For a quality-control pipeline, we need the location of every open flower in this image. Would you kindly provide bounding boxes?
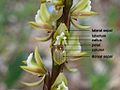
[30,1,63,31]
[21,47,47,77]
[51,73,68,90]
[53,23,86,65]
[70,0,97,29]
[53,23,69,65]
[54,23,69,45]
[29,1,64,42]
[20,47,47,86]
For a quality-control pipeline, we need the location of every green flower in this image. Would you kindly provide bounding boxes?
[53,23,69,65]
[29,1,64,42]
[51,73,68,90]
[70,0,97,29]
[21,47,47,77]
[29,1,63,32]
[20,47,47,86]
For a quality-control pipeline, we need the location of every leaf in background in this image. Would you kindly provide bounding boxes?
[5,51,26,88]
[90,74,109,90]
[107,31,120,52]
[108,6,119,29]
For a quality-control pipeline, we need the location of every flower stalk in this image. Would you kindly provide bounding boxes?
[50,1,73,89]
[20,0,96,90]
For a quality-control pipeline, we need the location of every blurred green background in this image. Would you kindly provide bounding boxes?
[0,0,120,90]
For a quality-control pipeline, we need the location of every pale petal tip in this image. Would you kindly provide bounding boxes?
[27,53,33,66]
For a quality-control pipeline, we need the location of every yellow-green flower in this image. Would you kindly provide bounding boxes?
[20,47,47,86]
[21,47,47,77]
[51,73,68,90]
[70,0,97,29]
[29,1,64,42]
[29,1,63,32]
[53,23,69,65]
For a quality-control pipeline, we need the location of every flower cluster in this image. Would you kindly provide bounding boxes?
[20,0,96,89]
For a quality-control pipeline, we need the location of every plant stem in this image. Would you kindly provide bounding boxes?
[43,0,73,90]
[57,0,73,30]
[43,72,50,90]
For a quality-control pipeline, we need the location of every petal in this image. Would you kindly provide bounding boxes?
[66,33,81,54]
[71,11,97,18]
[69,52,87,61]
[54,23,69,39]
[35,10,43,23]
[71,19,90,29]
[46,2,63,21]
[81,0,91,12]
[65,63,78,72]
[20,66,45,76]
[57,81,68,90]
[80,11,97,16]
[71,0,89,12]
[29,22,53,32]
[26,53,34,67]
[35,47,47,72]
[51,73,68,90]
[54,32,67,45]
[39,3,51,23]
[34,32,53,41]
[66,33,87,61]
[21,75,45,87]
